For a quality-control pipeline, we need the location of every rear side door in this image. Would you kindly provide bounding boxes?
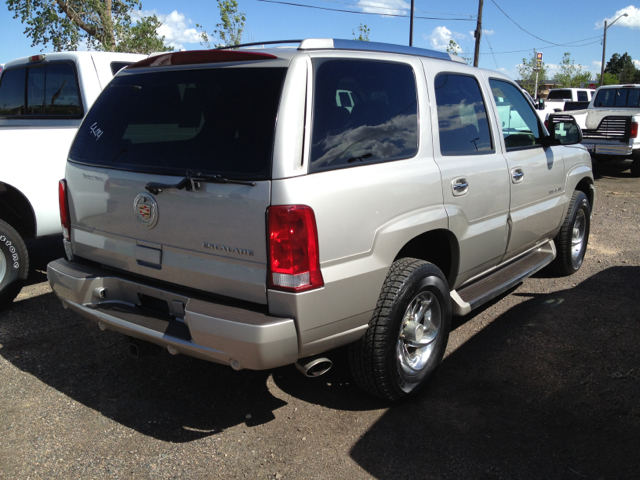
[425,66,510,286]
[487,78,566,258]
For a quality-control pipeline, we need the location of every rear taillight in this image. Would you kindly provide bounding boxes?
[631,121,638,139]
[267,205,323,293]
[58,179,71,240]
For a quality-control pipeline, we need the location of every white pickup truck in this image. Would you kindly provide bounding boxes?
[536,88,595,120]
[572,84,640,176]
[0,51,146,308]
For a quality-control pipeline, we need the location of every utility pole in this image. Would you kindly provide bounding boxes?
[599,13,628,86]
[473,0,483,67]
[409,0,415,46]
[600,20,608,87]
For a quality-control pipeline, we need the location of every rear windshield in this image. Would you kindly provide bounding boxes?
[547,90,572,100]
[70,67,287,179]
[593,88,640,108]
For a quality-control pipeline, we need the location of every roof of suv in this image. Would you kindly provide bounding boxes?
[124,38,467,71]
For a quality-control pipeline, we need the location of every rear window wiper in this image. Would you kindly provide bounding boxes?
[145,171,256,195]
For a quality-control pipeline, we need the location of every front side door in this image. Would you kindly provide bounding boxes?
[487,78,566,258]
[426,66,510,286]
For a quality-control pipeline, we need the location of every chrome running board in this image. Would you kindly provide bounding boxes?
[450,241,556,316]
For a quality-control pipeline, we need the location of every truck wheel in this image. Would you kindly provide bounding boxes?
[0,219,29,310]
[551,191,590,276]
[630,150,640,177]
[348,258,451,402]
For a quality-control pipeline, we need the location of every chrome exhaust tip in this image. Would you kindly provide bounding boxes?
[295,357,333,378]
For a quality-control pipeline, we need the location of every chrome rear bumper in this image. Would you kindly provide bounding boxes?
[47,259,299,370]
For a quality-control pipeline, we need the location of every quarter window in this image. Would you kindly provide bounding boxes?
[434,74,494,156]
[310,60,418,172]
[0,63,82,117]
[490,79,542,150]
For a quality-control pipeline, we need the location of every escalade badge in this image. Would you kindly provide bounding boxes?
[133,193,158,229]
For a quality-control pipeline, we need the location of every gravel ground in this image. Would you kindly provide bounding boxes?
[1,160,639,480]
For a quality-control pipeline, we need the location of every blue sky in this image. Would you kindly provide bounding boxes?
[1,0,639,81]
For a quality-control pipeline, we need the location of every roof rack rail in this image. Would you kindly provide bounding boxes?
[217,40,302,50]
[219,39,466,64]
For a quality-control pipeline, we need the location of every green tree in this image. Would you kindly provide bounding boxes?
[605,53,639,84]
[518,49,547,97]
[596,71,620,86]
[198,0,245,48]
[352,24,370,42]
[553,52,592,88]
[446,39,471,65]
[5,0,171,53]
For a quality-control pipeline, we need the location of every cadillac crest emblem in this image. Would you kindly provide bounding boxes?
[133,193,158,229]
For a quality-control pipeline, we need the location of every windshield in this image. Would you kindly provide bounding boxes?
[593,88,640,108]
[70,67,287,179]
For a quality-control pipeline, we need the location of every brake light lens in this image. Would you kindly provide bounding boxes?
[59,179,71,240]
[631,121,638,139]
[268,205,323,292]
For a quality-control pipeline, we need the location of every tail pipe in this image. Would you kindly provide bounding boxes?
[295,356,333,377]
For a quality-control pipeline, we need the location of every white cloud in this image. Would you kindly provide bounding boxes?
[134,9,201,49]
[357,0,410,16]
[635,59,640,69]
[596,6,640,29]
[424,26,458,51]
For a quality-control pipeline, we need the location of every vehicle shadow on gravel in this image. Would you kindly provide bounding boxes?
[23,235,65,287]
[592,159,635,180]
[0,292,291,443]
[348,266,640,479]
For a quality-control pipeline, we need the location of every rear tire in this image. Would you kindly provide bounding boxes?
[0,219,29,310]
[551,191,590,276]
[348,258,451,402]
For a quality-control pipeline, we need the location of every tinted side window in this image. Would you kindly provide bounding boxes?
[0,68,26,115]
[0,63,82,117]
[434,74,494,156]
[310,60,418,172]
[45,63,82,115]
[577,91,588,102]
[27,67,46,115]
[628,89,640,108]
[490,79,541,150]
[548,90,572,100]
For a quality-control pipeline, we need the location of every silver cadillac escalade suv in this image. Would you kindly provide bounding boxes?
[47,39,594,402]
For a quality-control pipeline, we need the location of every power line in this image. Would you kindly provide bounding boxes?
[483,34,500,70]
[255,0,475,21]
[321,0,475,18]
[476,38,602,56]
[490,0,602,48]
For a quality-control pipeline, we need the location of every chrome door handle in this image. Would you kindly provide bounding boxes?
[452,177,469,196]
[511,168,524,184]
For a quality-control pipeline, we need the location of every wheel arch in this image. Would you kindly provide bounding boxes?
[393,229,459,289]
[575,177,595,211]
[0,182,37,238]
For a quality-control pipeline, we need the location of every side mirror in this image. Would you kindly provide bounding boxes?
[537,98,545,110]
[544,114,583,146]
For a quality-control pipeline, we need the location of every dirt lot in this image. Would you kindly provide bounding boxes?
[1,160,639,480]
